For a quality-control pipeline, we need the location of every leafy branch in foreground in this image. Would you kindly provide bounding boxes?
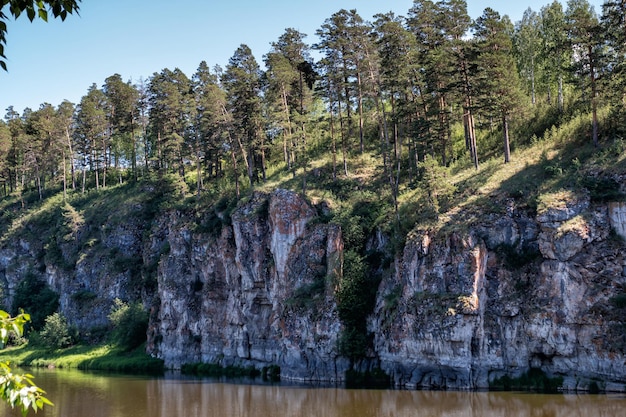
[0,309,53,416]
[0,0,81,70]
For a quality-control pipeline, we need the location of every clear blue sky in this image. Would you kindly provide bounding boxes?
[0,0,605,114]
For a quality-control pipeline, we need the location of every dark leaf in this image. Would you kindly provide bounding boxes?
[27,6,36,21]
[10,6,22,19]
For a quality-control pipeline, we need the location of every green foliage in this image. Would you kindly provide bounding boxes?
[193,194,238,237]
[610,293,626,309]
[333,209,366,252]
[383,285,402,314]
[0,310,29,348]
[77,346,164,374]
[419,155,456,214]
[71,290,97,304]
[44,237,73,270]
[490,368,563,393]
[336,250,379,360]
[337,326,369,360]
[111,250,142,280]
[0,310,53,416]
[11,273,59,331]
[0,341,164,374]
[108,298,148,351]
[0,0,81,71]
[37,313,76,350]
[587,381,602,394]
[331,192,388,253]
[261,365,281,382]
[580,176,624,202]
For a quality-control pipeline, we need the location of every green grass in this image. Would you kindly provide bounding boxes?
[0,343,164,374]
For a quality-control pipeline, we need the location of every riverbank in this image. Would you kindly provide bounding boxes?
[0,343,164,374]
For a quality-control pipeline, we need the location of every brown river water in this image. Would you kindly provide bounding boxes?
[3,368,626,417]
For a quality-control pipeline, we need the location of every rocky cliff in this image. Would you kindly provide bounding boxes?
[149,189,346,381]
[373,192,626,391]
[1,187,625,391]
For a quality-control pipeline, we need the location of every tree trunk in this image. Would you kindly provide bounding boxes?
[196,150,202,195]
[503,113,511,163]
[589,44,599,147]
[131,117,137,181]
[62,149,67,202]
[65,127,76,190]
[438,92,448,166]
[531,56,536,106]
[558,74,564,112]
[337,89,348,176]
[229,136,240,199]
[93,145,100,191]
[281,84,293,167]
[260,129,267,183]
[102,137,107,188]
[469,112,478,169]
[329,100,337,181]
[357,71,365,154]
[82,156,87,194]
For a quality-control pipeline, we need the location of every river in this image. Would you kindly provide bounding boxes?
[2,368,626,417]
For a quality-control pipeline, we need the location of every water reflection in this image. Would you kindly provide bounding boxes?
[2,369,625,417]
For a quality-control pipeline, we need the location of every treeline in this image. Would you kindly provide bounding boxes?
[0,0,623,202]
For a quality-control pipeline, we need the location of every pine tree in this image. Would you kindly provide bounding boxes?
[265,28,315,193]
[56,100,76,200]
[474,8,525,163]
[541,1,570,110]
[192,61,228,192]
[566,0,602,146]
[601,0,626,132]
[3,107,25,194]
[222,44,265,186]
[373,11,416,215]
[315,9,359,175]
[75,84,107,192]
[103,74,140,181]
[515,8,543,105]
[148,68,193,175]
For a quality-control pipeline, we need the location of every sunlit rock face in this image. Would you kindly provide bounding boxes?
[149,189,347,381]
[1,185,625,390]
[371,192,626,391]
[609,202,626,240]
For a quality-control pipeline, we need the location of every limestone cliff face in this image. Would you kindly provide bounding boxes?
[149,190,346,381]
[372,193,626,391]
[1,187,625,391]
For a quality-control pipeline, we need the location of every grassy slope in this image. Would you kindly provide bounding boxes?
[0,343,164,374]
